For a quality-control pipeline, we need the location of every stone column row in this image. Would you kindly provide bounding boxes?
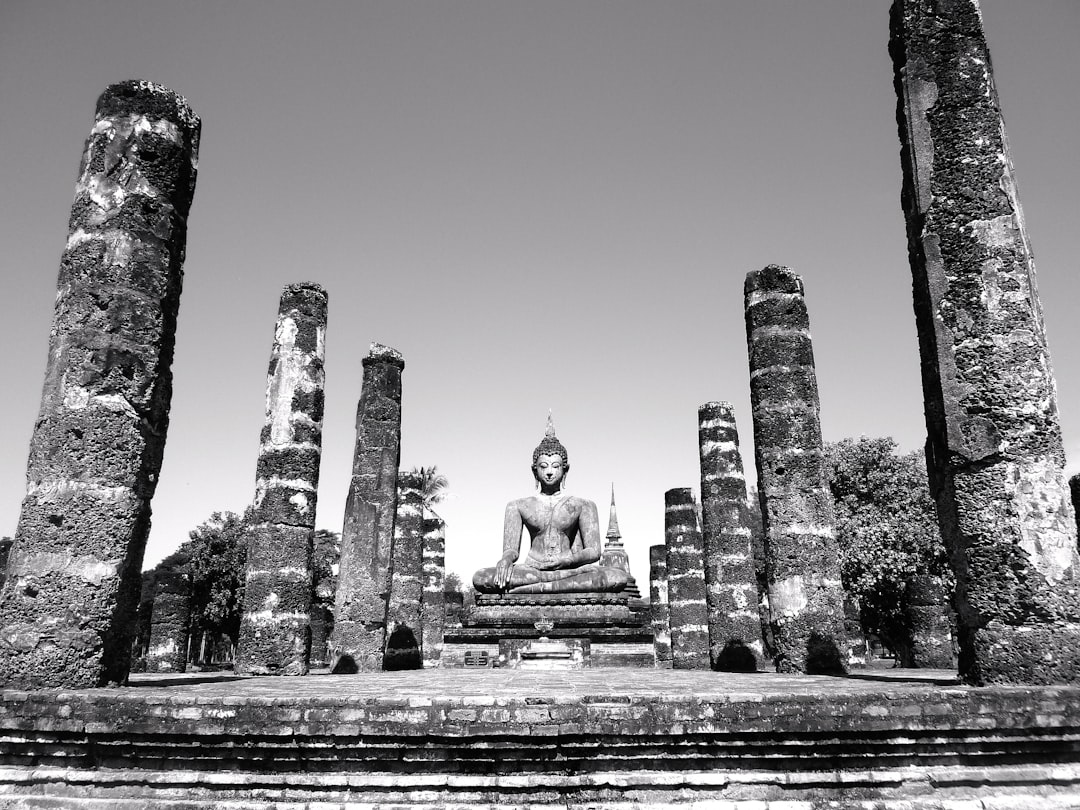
[421,514,446,669]
[664,488,710,670]
[331,344,404,673]
[236,283,328,676]
[698,401,763,671]
[745,265,846,674]
[384,473,424,670]
[0,81,201,689]
[649,545,672,667]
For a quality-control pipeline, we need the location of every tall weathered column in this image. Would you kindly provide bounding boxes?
[384,473,424,670]
[420,513,446,669]
[649,544,672,668]
[698,401,763,671]
[745,265,846,674]
[330,344,404,672]
[145,571,191,674]
[892,0,1080,684]
[0,82,200,688]
[664,488,710,670]
[235,283,328,676]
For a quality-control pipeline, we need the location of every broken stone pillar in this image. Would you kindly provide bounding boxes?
[384,473,424,670]
[145,571,191,674]
[698,401,763,671]
[664,488,710,670]
[744,265,846,674]
[235,283,328,676]
[892,0,1080,684]
[420,513,446,669]
[330,344,404,673]
[649,544,672,668]
[906,574,955,669]
[0,81,200,688]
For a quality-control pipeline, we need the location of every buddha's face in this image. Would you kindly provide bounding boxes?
[534,453,566,490]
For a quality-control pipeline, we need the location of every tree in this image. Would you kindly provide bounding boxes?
[410,465,449,520]
[825,437,950,665]
[185,510,250,656]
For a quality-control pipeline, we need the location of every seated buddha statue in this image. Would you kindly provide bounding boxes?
[472,418,629,595]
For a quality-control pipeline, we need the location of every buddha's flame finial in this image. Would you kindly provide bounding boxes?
[545,410,556,439]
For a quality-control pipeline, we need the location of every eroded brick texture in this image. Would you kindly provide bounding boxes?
[891,0,1080,684]
[330,345,404,673]
[0,81,200,688]
[744,265,846,675]
[664,489,709,670]
[384,474,424,670]
[235,284,328,676]
[698,402,763,671]
[420,513,446,669]
[649,544,672,667]
[145,571,190,673]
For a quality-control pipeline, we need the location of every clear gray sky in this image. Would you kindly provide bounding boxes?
[1,1,1077,586]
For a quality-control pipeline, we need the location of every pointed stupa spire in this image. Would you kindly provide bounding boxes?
[605,484,623,546]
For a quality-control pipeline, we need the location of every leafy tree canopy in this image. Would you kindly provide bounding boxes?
[824,436,949,654]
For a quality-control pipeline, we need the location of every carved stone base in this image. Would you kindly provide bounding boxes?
[469,592,635,628]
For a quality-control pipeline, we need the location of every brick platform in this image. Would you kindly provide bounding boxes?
[1,668,1079,807]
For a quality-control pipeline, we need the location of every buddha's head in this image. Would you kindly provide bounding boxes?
[532,415,569,490]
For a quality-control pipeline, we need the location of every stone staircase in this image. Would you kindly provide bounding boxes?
[0,671,1078,808]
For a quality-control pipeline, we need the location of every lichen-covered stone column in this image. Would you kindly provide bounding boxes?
[145,571,191,673]
[235,283,328,676]
[664,488,710,670]
[420,513,446,669]
[330,344,404,672]
[0,82,200,688]
[745,265,846,674]
[698,401,763,671]
[649,544,672,668]
[891,0,1080,684]
[384,473,424,670]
